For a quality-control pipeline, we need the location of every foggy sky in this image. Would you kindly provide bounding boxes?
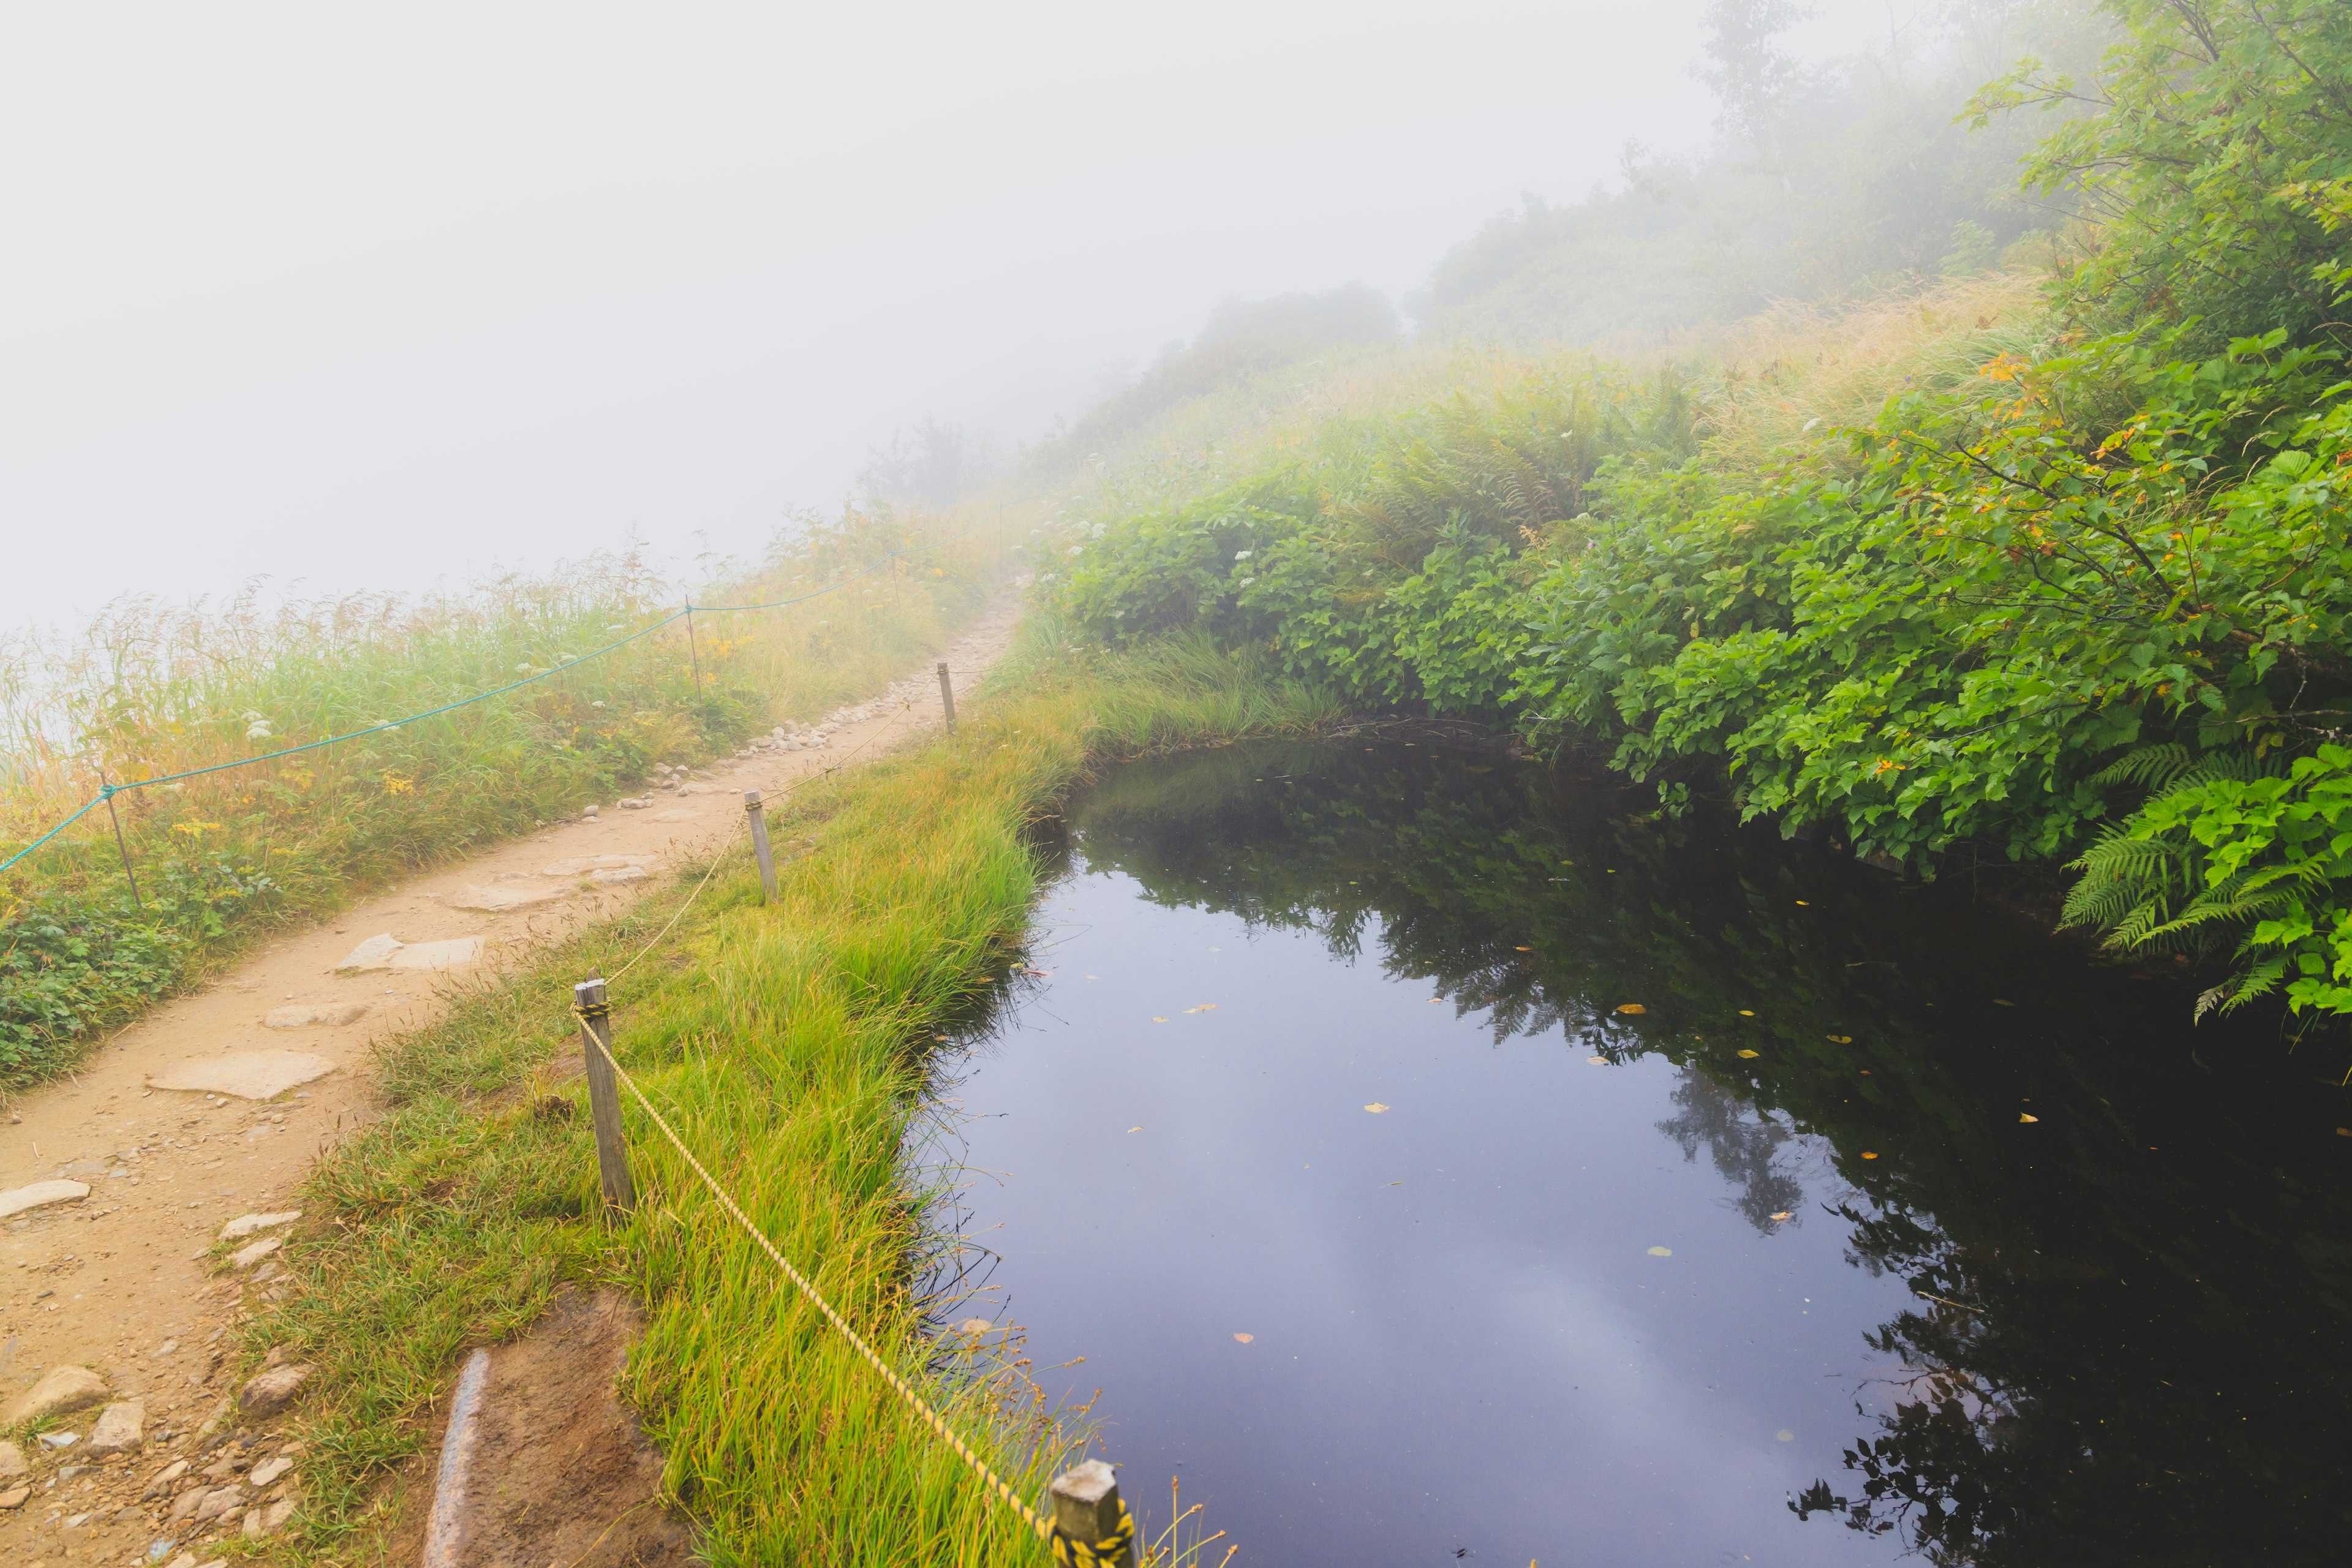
[1,1,1898,630]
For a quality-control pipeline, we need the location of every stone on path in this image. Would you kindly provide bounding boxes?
[587,865,650,884]
[238,1364,313,1417]
[85,1400,145,1457]
[449,883,568,912]
[248,1454,293,1488]
[149,1052,334,1101]
[245,1496,298,1537]
[263,1001,368,1028]
[0,1484,28,1510]
[332,933,405,971]
[0,1439,24,1476]
[542,853,660,876]
[219,1210,302,1241]
[391,937,485,970]
[230,1236,283,1270]
[6,1364,107,1424]
[0,1178,90,1220]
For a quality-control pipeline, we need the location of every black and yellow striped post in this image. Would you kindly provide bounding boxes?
[1048,1461,1136,1567]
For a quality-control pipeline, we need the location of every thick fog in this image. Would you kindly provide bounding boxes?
[1,1,1893,628]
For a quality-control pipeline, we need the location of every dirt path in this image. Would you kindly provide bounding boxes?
[0,590,1023,1566]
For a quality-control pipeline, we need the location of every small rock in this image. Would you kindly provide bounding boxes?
[617,797,648,810]
[0,1179,92,1221]
[263,1001,368,1028]
[154,1337,181,1357]
[141,1458,190,1499]
[86,1400,146,1457]
[149,1052,335,1101]
[218,1211,301,1242]
[40,1430,79,1449]
[164,1553,202,1568]
[249,1261,285,1286]
[230,1236,282,1270]
[195,1397,234,1438]
[0,1439,23,1476]
[587,865,649,884]
[237,1365,313,1418]
[0,1484,28,1509]
[243,1496,296,1539]
[248,1455,293,1488]
[190,1485,243,1523]
[6,1363,107,1424]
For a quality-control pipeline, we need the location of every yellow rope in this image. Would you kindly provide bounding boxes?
[575,1011,1078,1551]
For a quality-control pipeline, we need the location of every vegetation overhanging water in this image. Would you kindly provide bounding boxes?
[927,735,2352,1567]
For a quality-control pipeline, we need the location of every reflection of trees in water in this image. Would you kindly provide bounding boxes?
[1655,1068,1806,1232]
[1065,740,2352,1567]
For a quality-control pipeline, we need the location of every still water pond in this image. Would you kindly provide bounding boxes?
[922,739,2352,1567]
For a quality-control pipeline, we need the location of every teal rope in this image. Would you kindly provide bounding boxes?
[0,520,1000,875]
[0,793,107,874]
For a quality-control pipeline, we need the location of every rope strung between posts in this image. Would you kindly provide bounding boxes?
[0,519,990,875]
[570,1008,1136,1564]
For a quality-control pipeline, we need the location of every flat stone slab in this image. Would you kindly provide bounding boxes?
[150,1051,335,1100]
[230,1235,283,1270]
[333,933,405,971]
[391,937,485,970]
[587,865,650,884]
[0,1179,90,1220]
[542,854,660,876]
[219,1210,301,1241]
[450,883,569,913]
[264,1001,369,1028]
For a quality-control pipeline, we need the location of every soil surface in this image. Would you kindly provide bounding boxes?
[0,591,1022,1566]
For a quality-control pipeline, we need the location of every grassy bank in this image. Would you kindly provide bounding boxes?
[0,505,1013,1085]
[253,627,1337,1565]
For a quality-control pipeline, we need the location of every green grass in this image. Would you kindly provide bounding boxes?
[249,622,1336,1566]
[0,505,1023,1085]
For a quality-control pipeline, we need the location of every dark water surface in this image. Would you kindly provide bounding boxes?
[920,739,2352,1567]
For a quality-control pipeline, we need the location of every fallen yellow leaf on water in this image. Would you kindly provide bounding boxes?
[1860,1151,1880,1159]
[1232,1333,1254,1344]
[2019,1113,2039,1123]
[1617,1003,1648,1015]
[1826,1035,1852,1044]
[1795,900,1809,906]
[1769,1212,1793,1221]
[1515,945,1532,951]
[1586,1055,1608,1065]
[1737,1049,1761,1059]
[1181,1004,1219,1013]
[1646,1246,1673,1257]
[1128,1126,1142,1133]
[1992,998,2016,1007]
[1739,1009,1756,1016]
[2338,1127,2352,1137]
[1152,1016,1169,1023]
[1365,1102,1390,1114]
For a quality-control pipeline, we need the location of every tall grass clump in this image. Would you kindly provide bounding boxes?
[250,624,1333,1564]
[0,500,1020,1085]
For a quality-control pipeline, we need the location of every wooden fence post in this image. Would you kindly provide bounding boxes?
[573,978,636,1215]
[744,789,777,903]
[1049,1460,1135,1567]
[937,661,957,733]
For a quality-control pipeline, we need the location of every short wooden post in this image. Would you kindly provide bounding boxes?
[573,979,636,1215]
[1049,1460,1134,1567]
[744,789,777,903]
[937,661,957,733]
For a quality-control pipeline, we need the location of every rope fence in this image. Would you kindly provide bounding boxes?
[561,726,1155,1566]
[0,521,989,876]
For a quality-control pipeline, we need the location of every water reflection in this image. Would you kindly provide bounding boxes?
[925,739,2352,1566]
